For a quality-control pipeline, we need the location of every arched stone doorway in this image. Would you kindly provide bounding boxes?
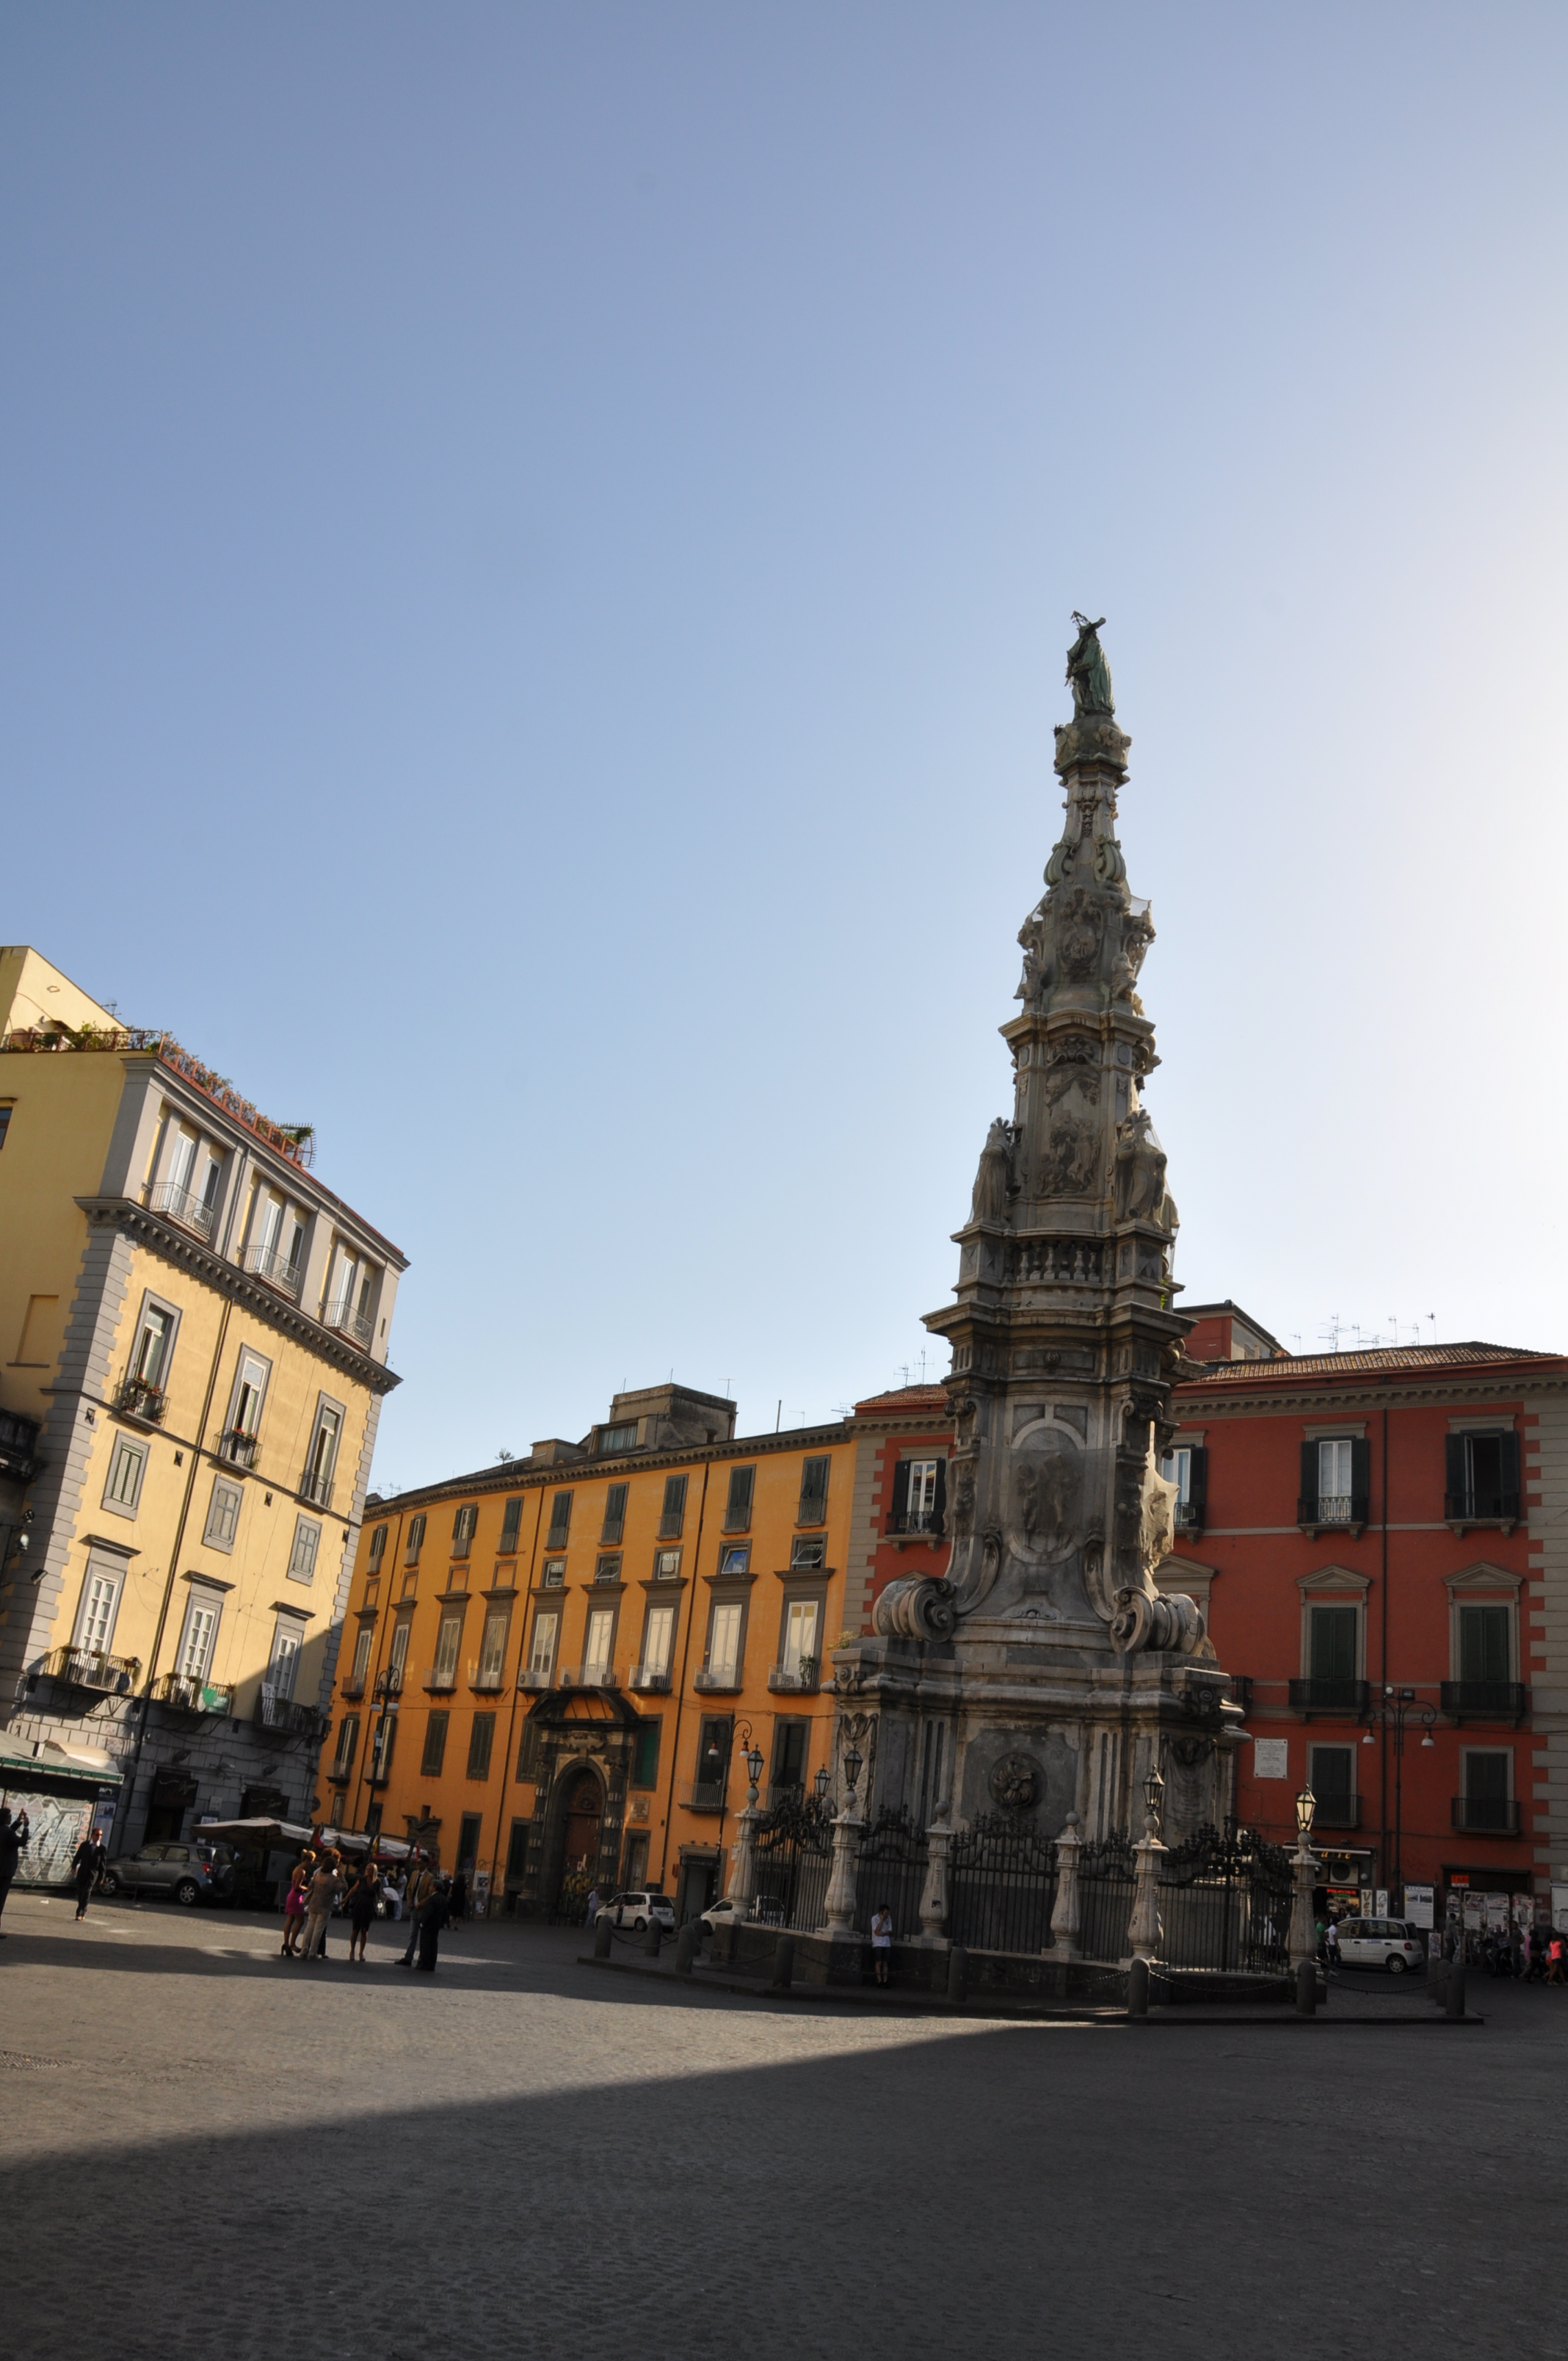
[556,1765,604,1917]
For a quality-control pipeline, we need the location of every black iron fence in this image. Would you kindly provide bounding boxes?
[948,1813,1059,1954]
[853,1806,929,1939]
[1156,1825,1293,1972]
[752,1795,835,1931]
[1077,1833,1137,1962]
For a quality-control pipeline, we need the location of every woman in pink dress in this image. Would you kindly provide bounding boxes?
[280,1864,310,1957]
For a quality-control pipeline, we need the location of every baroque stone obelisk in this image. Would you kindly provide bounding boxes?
[854,617,1237,1846]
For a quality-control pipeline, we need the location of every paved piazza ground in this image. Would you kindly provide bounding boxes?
[1,1891,1564,2361]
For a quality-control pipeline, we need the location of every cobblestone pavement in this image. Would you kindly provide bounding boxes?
[2,1890,1564,2361]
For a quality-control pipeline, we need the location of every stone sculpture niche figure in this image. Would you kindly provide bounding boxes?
[1111,1107,1175,1228]
[970,1118,1015,1222]
[1065,612,1115,717]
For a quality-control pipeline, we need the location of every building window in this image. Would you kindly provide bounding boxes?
[780,1597,820,1682]
[500,1496,523,1553]
[302,1399,343,1509]
[1160,1445,1207,1529]
[631,1720,661,1788]
[432,1613,462,1688]
[75,1564,123,1654]
[718,1544,750,1578]
[772,1718,810,1802]
[789,1536,826,1570]
[722,1467,755,1533]
[888,1457,945,1537]
[1445,1432,1521,1523]
[368,1523,388,1565]
[1458,1603,1511,1686]
[658,1475,687,1538]
[547,1491,573,1547]
[1299,1436,1368,1526]
[541,1557,565,1588]
[451,1504,479,1556]
[369,1713,397,1782]
[600,1424,637,1455]
[476,1607,509,1685]
[419,1712,449,1775]
[528,1609,559,1678]
[706,1600,744,1684]
[349,1627,373,1688]
[582,1608,616,1683]
[0,1104,11,1150]
[1308,1745,1356,1826]
[696,1716,732,1795]
[288,1516,322,1583]
[639,1603,676,1682]
[796,1456,830,1526]
[1459,1749,1515,1831]
[467,1713,496,1779]
[595,1553,622,1584]
[653,1548,681,1581]
[266,1621,302,1703]
[223,1349,271,1463]
[1306,1603,1360,1697]
[506,1818,530,1878]
[129,1300,176,1394]
[177,1597,221,1681]
[404,1512,427,1565]
[333,1715,360,1774]
[388,1618,413,1679]
[601,1484,628,1545]
[103,1435,148,1515]
[203,1478,243,1553]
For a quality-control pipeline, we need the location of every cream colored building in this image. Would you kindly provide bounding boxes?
[0,949,404,1870]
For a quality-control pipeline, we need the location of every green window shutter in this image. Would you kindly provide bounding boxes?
[1349,1438,1371,1522]
[724,1468,754,1531]
[797,1456,830,1525]
[632,1720,661,1788]
[602,1484,628,1545]
[1310,1606,1357,1684]
[500,1497,523,1551]
[1298,1443,1318,1521]
[467,1712,496,1779]
[421,1711,449,1777]
[1459,1605,1509,1685]
[548,1491,573,1545]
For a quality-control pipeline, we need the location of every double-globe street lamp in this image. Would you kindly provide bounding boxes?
[1361,1683,1437,1903]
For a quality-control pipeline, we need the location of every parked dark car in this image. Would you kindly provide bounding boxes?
[99,1840,228,1907]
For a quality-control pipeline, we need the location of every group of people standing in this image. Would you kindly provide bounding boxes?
[280,1849,465,1971]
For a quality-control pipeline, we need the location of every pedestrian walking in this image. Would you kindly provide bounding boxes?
[280,1864,310,1956]
[584,1885,600,1927]
[870,1901,893,1985]
[1324,1921,1340,1975]
[1528,1925,1547,1982]
[396,1860,437,1965]
[415,1874,450,1973]
[346,1864,380,1962]
[449,1868,468,1924]
[1548,1934,1567,1988]
[298,1857,344,1961]
[71,1830,107,1921]
[0,1807,31,1936]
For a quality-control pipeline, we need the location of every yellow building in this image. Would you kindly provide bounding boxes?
[324,1384,855,1923]
[0,948,405,1875]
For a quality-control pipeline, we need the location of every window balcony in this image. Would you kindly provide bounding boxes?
[564,1664,619,1690]
[657,1513,684,1539]
[1451,1795,1522,1834]
[1173,1500,1205,1534]
[219,1429,259,1468]
[628,1664,672,1694]
[326,1760,355,1786]
[885,1509,944,1537]
[1296,1494,1367,1534]
[366,1758,394,1789]
[340,1676,366,1700]
[300,1469,335,1510]
[686,1781,727,1812]
[768,1657,821,1694]
[468,1663,507,1693]
[1309,1794,1362,1829]
[255,1693,325,1738]
[516,1665,553,1691]
[1224,1675,1254,1716]
[373,1667,403,1701]
[423,1665,459,1694]
[151,1672,235,1716]
[40,1644,139,1695]
[1443,1491,1520,1532]
[322,1295,374,1346]
[150,1180,216,1238]
[1288,1678,1371,1715]
[114,1374,167,1426]
[1440,1681,1529,1724]
[244,1243,304,1298]
[0,1408,40,1483]
[694,1667,742,1694]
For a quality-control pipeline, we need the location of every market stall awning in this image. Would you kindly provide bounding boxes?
[0,1731,123,1787]
[193,1817,316,1846]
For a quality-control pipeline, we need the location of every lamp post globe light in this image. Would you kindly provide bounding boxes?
[813,1764,832,1805]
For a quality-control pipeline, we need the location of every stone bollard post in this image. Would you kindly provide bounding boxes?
[593,1912,613,1959]
[1445,1964,1467,2020]
[1127,1956,1150,2017]
[675,1922,698,1977]
[644,1918,662,1959]
[823,1805,865,1935]
[1127,1813,1166,1964]
[918,1816,952,1942]
[771,1934,796,1990]
[1295,1959,1318,2016]
[1049,1811,1083,1959]
[947,1945,969,2007]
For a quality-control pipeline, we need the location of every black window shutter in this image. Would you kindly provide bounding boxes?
[890,1460,912,1527]
[1444,1434,1465,1516]
[1349,1437,1371,1521]
[501,1497,522,1550]
[1500,1431,1521,1512]
[933,1460,948,1521]
[1186,1446,1208,1517]
[1299,1442,1318,1521]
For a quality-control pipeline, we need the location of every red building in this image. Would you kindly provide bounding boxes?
[1169,1307,1564,1926]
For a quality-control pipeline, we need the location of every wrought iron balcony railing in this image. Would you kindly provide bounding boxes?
[657,1512,684,1538]
[219,1429,259,1468]
[423,1664,459,1693]
[885,1509,944,1537]
[564,1664,618,1689]
[1296,1493,1366,1528]
[340,1676,366,1700]
[114,1374,167,1424]
[1309,1794,1361,1829]
[694,1667,742,1693]
[1451,1794,1522,1834]
[516,1664,553,1690]
[1444,1491,1521,1526]
[322,1295,374,1346]
[1173,1499,1205,1532]
[150,1180,215,1238]
[1440,1681,1529,1722]
[255,1692,325,1738]
[151,1672,235,1716]
[468,1662,507,1692]
[244,1243,303,1296]
[0,1408,40,1482]
[1288,1678,1371,1714]
[300,1468,335,1510]
[40,1644,139,1694]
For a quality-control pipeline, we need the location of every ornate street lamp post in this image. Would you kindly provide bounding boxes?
[1127,1763,1166,1964]
[708,1717,757,1913]
[1288,1785,1319,1972]
[1361,1685,1437,1904]
[824,1735,866,1935]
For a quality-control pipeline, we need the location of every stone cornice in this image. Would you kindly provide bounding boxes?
[76,1196,402,1397]
[1175,1370,1568,1419]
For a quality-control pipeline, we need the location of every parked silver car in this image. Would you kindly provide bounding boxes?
[99,1840,226,1907]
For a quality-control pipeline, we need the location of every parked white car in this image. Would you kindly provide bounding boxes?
[1335,1917,1426,1973]
[698,1895,748,1935]
[598,1890,676,1932]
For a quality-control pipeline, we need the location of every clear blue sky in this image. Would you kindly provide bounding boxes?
[5,6,1565,1490]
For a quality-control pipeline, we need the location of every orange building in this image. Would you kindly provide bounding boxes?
[321,1384,857,1923]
